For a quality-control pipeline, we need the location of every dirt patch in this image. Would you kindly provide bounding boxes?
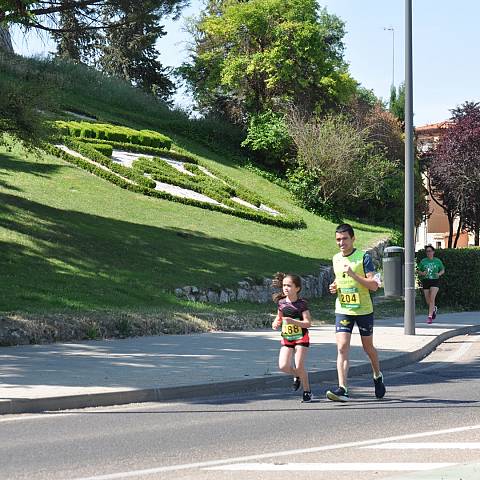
[0,311,274,346]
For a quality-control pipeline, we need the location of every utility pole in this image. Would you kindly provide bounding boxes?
[404,0,416,335]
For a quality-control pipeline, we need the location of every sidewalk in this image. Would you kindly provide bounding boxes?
[1,312,479,415]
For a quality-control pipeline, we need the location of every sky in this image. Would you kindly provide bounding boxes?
[10,0,480,126]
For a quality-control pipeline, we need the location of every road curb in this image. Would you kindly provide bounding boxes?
[1,324,479,415]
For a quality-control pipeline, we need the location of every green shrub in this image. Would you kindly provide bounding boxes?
[61,137,155,189]
[90,143,113,157]
[54,120,173,150]
[78,138,199,163]
[49,142,305,229]
[416,247,480,309]
[242,110,294,169]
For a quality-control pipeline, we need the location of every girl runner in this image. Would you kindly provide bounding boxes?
[271,272,313,402]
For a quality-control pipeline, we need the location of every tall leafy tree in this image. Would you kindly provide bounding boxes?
[180,0,356,123]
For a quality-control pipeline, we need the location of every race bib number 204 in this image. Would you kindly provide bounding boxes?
[339,287,360,308]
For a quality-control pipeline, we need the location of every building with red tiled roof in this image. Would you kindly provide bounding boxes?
[415,121,472,250]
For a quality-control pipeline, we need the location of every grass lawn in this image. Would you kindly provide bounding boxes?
[0,141,391,314]
[1,55,395,341]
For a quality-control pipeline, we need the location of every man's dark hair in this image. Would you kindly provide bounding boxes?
[335,223,355,238]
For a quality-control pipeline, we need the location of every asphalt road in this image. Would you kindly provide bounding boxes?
[1,333,479,480]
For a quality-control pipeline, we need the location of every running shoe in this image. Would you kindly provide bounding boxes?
[302,391,313,403]
[374,374,386,399]
[292,377,301,391]
[326,386,349,402]
[432,306,438,320]
[427,316,433,324]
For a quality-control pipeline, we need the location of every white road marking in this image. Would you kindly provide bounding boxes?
[71,424,480,480]
[364,442,480,450]
[205,462,455,472]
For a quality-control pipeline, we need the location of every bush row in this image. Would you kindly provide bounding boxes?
[48,143,305,229]
[59,124,279,210]
[132,157,235,203]
[191,162,264,208]
[416,247,480,309]
[55,120,172,149]
[132,157,277,215]
[61,137,155,189]
[89,143,113,157]
[74,137,200,164]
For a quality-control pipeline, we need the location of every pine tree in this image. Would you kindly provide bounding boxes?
[52,1,99,63]
[100,1,175,100]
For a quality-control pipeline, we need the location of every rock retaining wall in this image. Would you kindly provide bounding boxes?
[175,239,389,304]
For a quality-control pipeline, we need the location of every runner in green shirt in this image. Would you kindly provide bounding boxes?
[417,245,445,324]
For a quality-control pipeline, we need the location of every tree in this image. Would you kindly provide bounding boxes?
[389,83,405,125]
[427,101,480,246]
[0,1,187,32]
[286,111,396,220]
[426,158,462,249]
[51,1,99,63]
[0,1,187,99]
[100,1,175,99]
[180,0,357,123]
[346,93,427,226]
[0,25,13,52]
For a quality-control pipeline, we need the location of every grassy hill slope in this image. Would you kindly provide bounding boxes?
[0,55,393,322]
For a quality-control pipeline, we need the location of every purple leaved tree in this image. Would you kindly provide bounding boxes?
[428,101,480,247]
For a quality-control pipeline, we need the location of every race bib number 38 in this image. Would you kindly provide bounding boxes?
[281,321,303,341]
[339,287,360,308]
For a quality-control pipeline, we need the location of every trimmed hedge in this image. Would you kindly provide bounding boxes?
[56,124,276,209]
[416,247,480,309]
[90,143,113,157]
[77,137,200,164]
[55,120,172,149]
[132,157,235,202]
[47,143,305,229]
[49,120,306,229]
[60,137,155,189]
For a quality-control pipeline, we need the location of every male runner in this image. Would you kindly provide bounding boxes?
[326,223,386,402]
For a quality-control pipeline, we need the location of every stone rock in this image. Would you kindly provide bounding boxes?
[207,290,219,303]
[219,290,229,303]
[172,239,389,305]
[237,288,248,301]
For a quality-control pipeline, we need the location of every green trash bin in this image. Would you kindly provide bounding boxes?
[383,246,404,298]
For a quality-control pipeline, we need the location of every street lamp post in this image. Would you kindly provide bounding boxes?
[384,26,395,88]
[404,0,416,335]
